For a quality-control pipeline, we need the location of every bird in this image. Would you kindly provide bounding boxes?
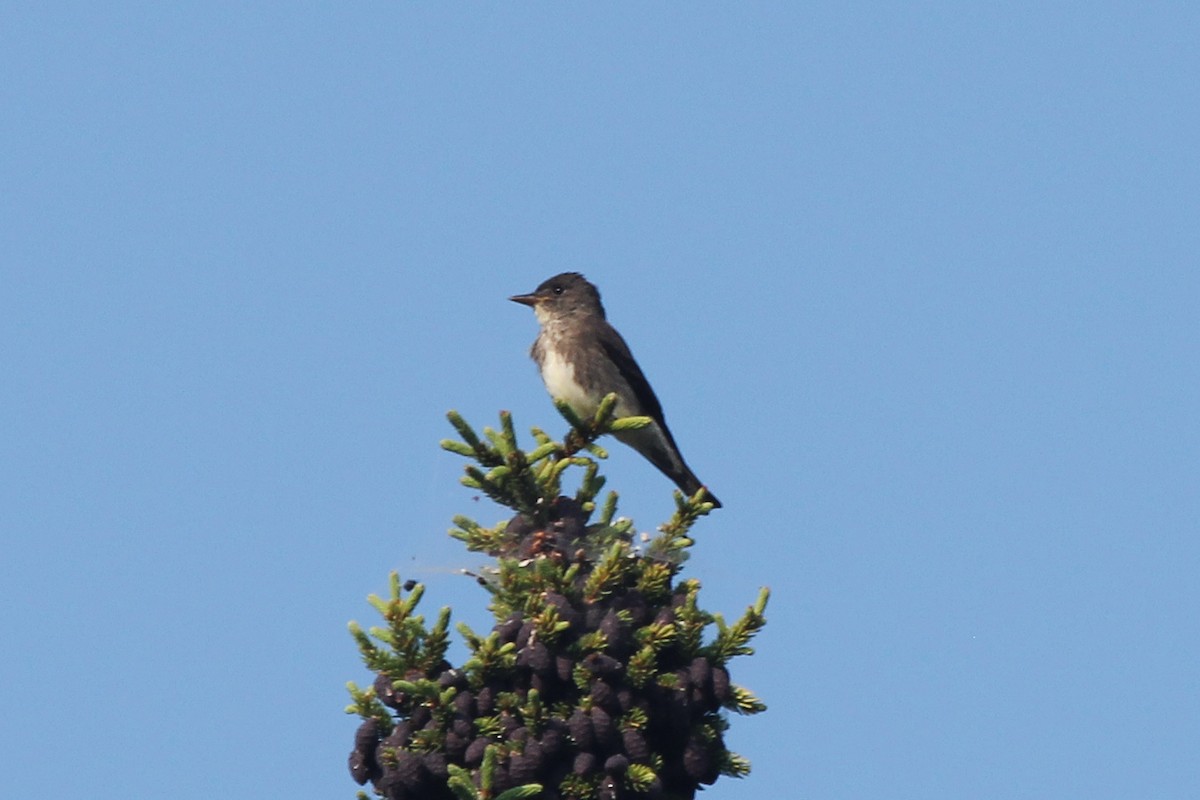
[510,272,721,508]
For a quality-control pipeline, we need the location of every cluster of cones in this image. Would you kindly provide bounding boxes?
[349,498,741,800]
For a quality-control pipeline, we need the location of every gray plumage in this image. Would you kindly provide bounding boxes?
[510,272,720,508]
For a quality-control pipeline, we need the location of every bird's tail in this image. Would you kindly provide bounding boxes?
[615,427,721,508]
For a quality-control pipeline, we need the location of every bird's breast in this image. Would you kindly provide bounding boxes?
[539,346,601,418]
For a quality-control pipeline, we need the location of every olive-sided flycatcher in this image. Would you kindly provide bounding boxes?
[510,272,721,508]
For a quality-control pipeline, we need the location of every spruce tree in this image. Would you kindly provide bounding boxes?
[346,397,768,800]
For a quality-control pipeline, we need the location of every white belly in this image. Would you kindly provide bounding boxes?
[541,348,600,418]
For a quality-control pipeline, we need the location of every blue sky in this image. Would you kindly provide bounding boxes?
[2,4,1197,798]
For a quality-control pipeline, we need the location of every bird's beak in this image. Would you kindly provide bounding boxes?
[509,292,540,307]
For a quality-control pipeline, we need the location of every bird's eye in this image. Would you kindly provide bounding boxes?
[553,286,564,295]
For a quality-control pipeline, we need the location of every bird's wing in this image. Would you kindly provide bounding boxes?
[597,324,670,431]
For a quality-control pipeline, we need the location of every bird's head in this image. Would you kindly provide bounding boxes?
[510,272,606,323]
